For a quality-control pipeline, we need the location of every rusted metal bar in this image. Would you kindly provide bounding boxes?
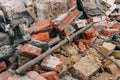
[16,23,94,74]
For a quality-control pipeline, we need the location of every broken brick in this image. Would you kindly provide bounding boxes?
[20,44,42,58]
[112,50,120,59]
[31,32,50,41]
[71,54,102,79]
[27,71,47,80]
[61,43,78,57]
[57,9,80,32]
[0,70,14,80]
[7,75,32,80]
[41,71,60,80]
[103,29,119,36]
[41,55,63,72]
[100,42,116,55]
[83,29,98,39]
[106,63,120,74]
[0,62,7,72]
[29,19,53,33]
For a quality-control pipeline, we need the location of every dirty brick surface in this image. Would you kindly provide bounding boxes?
[0,0,120,80]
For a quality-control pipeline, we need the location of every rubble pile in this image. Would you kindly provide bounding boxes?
[0,0,120,80]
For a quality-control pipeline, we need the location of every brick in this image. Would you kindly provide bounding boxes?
[112,23,120,29]
[33,64,46,74]
[63,25,76,36]
[100,42,116,55]
[106,63,120,74]
[71,54,102,79]
[27,71,46,80]
[41,55,63,72]
[86,48,104,60]
[61,43,78,57]
[20,44,42,58]
[41,71,60,80]
[112,50,120,59]
[78,37,96,47]
[83,29,98,39]
[29,19,53,33]
[0,62,7,72]
[74,19,87,29]
[103,29,119,36]
[87,16,107,23]
[57,9,80,32]
[31,32,50,41]
[0,70,14,80]
[78,41,87,52]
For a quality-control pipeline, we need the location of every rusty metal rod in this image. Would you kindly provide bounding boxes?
[16,23,94,74]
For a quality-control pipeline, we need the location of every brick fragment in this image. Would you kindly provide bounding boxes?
[103,29,119,36]
[106,63,120,74]
[100,42,116,55]
[0,62,7,72]
[31,32,50,41]
[0,70,14,80]
[41,71,60,80]
[57,9,80,32]
[83,29,98,39]
[41,55,63,72]
[112,50,120,59]
[27,71,46,80]
[71,54,102,79]
[29,19,53,33]
[61,43,78,57]
[20,44,42,58]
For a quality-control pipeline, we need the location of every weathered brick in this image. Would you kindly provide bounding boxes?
[61,43,78,57]
[68,0,76,7]
[0,70,14,80]
[71,54,102,79]
[106,63,120,74]
[112,50,120,59]
[57,9,80,32]
[31,32,50,41]
[33,64,46,74]
[29,19,53,33]
[41,55,63,72]
[103,29,119,36]
[27,71,46,80]
[83,29,98,39]
[100,42,116,55]
[20,44,42,58]
[41,71,60,80]
[0,62,7,72]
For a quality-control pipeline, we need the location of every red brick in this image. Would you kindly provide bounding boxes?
[103,29,119,36]
[20,44,42,58]
[83,30,98,39]
[27,71,46,80]
[78,42,87,52]
[57,9,80,32]
[29,19,53,33]
[112,23,120,29]
[33,64,46,74]
[31,32,50,41]
[0,70,14,80]
[41,55,63,72]
[41,71,60,80]
[0,62,7,72]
